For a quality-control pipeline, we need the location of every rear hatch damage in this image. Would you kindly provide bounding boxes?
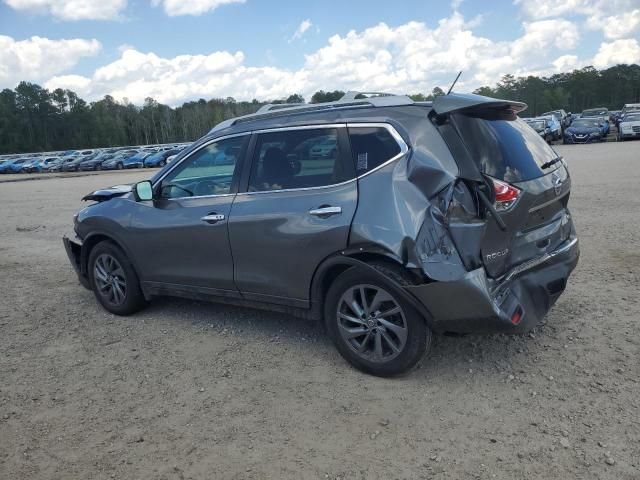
[409,94,579,333]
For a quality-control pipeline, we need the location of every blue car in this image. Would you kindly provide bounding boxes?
[538,115,562,140]
[563,118,603,144]
[0,158,29,173]
[144,149,179,167]
[22,157,47,173]
[122,151,153,169]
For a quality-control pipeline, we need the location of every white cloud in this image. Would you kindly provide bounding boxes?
[38,12,637,107]
[0,35,100,88]
[290,19,313,42]
[592,39,640,68]
[150,0,244,16]
[514,0,640,40]
[3,0,126,20]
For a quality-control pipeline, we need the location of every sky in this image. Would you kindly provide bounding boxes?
[0,0,639,106]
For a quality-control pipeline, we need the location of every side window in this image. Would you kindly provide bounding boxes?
[159,136,245,199]
[348,126,402,175]
[248,128,354,192]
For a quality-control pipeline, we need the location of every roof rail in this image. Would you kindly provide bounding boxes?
[208,91,414,134]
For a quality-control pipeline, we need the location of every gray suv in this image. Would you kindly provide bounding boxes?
[64,92,579,376]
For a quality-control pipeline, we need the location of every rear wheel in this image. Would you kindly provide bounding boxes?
[325,264,431,377]
[159,160,166,167]
[88,241,147,315]
[116,163,123,170]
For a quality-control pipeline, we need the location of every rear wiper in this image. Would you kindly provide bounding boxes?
[541,156,563,169]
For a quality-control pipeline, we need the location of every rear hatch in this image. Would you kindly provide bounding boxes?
[434,94,574,278]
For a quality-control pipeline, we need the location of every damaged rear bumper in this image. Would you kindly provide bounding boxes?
[406,236,579,334]
[63,235,91,290]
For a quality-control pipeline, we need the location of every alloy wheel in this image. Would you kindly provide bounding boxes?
[93,253,127,306]
[337,284,407,362]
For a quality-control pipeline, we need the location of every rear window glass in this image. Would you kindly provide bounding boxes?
[452,114,559,182]
[348,127,401,175]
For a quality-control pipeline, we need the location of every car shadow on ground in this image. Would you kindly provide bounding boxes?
[140,296,540,378]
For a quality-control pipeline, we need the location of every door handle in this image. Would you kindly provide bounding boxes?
[309,206,342,217]
[201,213,225,224]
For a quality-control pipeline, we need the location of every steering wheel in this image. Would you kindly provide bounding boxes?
[194,180,225,197]
[161,183,193,197]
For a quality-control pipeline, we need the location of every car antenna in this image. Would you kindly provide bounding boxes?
[447,71,462,95]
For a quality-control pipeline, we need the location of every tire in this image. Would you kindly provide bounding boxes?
[158,160,166,167]
[324,263,431,377]
[87,240,147,316]
[116,163,123,170]
[96,164,102,171]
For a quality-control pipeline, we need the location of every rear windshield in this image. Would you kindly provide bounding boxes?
[452,113,559,182]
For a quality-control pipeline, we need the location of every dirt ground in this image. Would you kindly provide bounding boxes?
[1,142,639,480]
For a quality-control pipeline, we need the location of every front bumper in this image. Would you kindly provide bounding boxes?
[63,235,91,290]
[619,131,640,139]
[406,236,579,334]
[564,134,601,144]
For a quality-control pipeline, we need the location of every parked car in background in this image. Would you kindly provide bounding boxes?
[22,157,44,173]
[542,110,570,130]
[581,107,609,119]
[144,149,179,167]
[79,151,113,171]
[523,118,553,143]
[538,114,562,140]
[101,150,138,170]
[122,150,153,169]
[563,118,604,144]
[64,92,579,377]
[61,155,91,172]
[39,157,64,172]
[0,158,28,173]
[618,113,640,141]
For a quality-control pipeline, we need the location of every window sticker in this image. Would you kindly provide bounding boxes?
[357,152,368,171]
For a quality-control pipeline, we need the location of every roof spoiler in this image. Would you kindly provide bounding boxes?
[433,93,527,116]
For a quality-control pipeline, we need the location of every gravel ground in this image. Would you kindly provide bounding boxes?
[1,142,639,479]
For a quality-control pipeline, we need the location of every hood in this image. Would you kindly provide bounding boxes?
[566,126,600,134]
[82,184,132,202]
[620,119,640,128]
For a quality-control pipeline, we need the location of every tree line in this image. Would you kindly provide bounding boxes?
[1,64,638,154]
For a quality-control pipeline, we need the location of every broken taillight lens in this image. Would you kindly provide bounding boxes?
[491,177,521,211]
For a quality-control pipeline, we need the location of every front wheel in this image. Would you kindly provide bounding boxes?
[88,241,147,315]
[158,160,166,167]
[116,163,123,170]
[325,264,431,377]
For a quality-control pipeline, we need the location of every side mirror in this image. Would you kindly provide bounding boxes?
[134,181,153,201]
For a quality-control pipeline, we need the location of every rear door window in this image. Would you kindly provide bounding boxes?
[248,128,354,192]
[451,114,560,182]
[348,126,401,175]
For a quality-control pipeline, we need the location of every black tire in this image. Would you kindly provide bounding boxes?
[96,164,102,171]
[324,263,431,377]
[159,160,166,167]
[87,240,147,316]
[116,163,123,170]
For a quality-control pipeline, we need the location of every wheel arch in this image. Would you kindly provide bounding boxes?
[309,246,435,328]
[81,231,143,287]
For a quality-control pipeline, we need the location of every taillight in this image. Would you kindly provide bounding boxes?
[491,178,521,211]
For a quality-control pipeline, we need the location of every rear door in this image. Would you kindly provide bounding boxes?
[228,125,358,306]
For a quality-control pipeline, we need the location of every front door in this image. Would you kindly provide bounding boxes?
[228,126,358,306]
[129,134,248,293]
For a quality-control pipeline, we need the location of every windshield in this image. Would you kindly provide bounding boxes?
[528,121,545,129]
[582,109,607,116]
[571,119,600,128]
[452,114,560,182]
